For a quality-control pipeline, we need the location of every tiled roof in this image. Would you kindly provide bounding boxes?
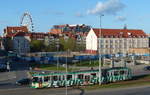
[29,32,48,39]
[4,26,28,37]
[93,28,147,38]
[13,32,30,37]
[13,32,48,38]
[49,29,62,34]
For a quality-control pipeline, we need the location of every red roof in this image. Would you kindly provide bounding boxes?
[13,32,48,40]
[93,28,147,38]
[49,29,62,34]
[13,32,30,37]
[29,32,48,40]
[4,26,28,37]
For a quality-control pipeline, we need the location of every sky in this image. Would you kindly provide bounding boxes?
[0,0,150,35]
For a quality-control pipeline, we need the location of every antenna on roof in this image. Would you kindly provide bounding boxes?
[124,24,127,29]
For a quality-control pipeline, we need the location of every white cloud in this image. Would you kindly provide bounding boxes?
[116,16,126,21]
[87,0,125,15]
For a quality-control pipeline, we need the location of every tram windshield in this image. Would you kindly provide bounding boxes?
[32,77,39,82]
[44,76,49,82]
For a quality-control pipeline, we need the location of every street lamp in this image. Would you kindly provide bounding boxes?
[99,14,104,85]
[65,49,69,95]
[56,38,59,71]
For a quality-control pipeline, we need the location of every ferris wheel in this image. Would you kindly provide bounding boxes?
[20,12,34,32]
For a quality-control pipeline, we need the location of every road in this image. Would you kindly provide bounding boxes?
[0,62,150,95]
[0,62,30,89]
[85,85,150,95]
[0,85,150,95]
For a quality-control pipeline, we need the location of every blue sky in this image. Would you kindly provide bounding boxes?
[0,0,150,35]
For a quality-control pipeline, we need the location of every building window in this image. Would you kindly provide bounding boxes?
[106,40,108,43]
[100,40,103,43]
[110,45,113,48]
[101,45,104,48]
[106,45,108,48]
[110,40,113,43]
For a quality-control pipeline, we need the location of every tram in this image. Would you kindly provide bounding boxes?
[31,67,132,88]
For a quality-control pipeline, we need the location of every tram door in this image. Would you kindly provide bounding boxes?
[84,75,90,84]
[38,77,43,88]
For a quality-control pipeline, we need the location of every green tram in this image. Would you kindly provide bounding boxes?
[31,67,132,88]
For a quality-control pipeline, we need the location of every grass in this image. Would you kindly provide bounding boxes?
[75,60,111,67]
[31,64,79,71]
[83,75,150,91]
[75,60,100,67]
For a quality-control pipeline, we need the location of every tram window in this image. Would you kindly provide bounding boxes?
[91,73,96,77]
[44,77,49,82]
[67,75,72,80]
[85,75,90,81]
[106,72,109,76]
[58,76,61,81]
[62,76,65,80]
[32,77,38,82]
[120,71,125,75]
[109,72,113,76]
[39,78,42,82]
[102,72,106,77]
[114,71,119,76]
[52,76,58,81]
[78,74,84,79]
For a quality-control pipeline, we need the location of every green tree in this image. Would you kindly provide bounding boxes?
[3,37,13,51]
[30,40,46,52]
[45,41,57,52]
[59,37,76,51]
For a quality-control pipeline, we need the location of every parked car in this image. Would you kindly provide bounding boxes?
[144,66,150,71]
[16,78,31,85]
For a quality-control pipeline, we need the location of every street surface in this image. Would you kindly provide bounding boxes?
[0,85,149,95]
[85,85,150,95]
[0,61,150,95]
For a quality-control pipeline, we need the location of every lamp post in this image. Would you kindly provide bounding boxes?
[99,14,104,85]
[65,49,68,95]
[56,38,59,71]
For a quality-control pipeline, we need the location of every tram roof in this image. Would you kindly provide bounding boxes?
[32,67,130,77]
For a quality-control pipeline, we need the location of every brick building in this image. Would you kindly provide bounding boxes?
[3,26,49,54]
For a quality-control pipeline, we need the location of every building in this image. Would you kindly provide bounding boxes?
[86,28,149,54]
[12,32,30,54]
[0,36,4,50]
[3,26,29,51]
[3,26,49,54]
[30,32,48,41]
[48,24,90,51]
[147,34,150,47]
[128,48,150,55]
[49,24,91,34]
[3,26,28,37]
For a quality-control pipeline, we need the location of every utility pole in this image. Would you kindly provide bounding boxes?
[56,38,59,71]
[99,14,104,85]
[65,49,68,95]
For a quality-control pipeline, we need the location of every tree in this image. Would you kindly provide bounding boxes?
[30,40,46,52]
[59,37,76,51]
[3,37,13,51]
[45,41,57,52]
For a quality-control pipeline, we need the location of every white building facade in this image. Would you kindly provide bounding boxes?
[12,33,31,54]
[86,28,149,54]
